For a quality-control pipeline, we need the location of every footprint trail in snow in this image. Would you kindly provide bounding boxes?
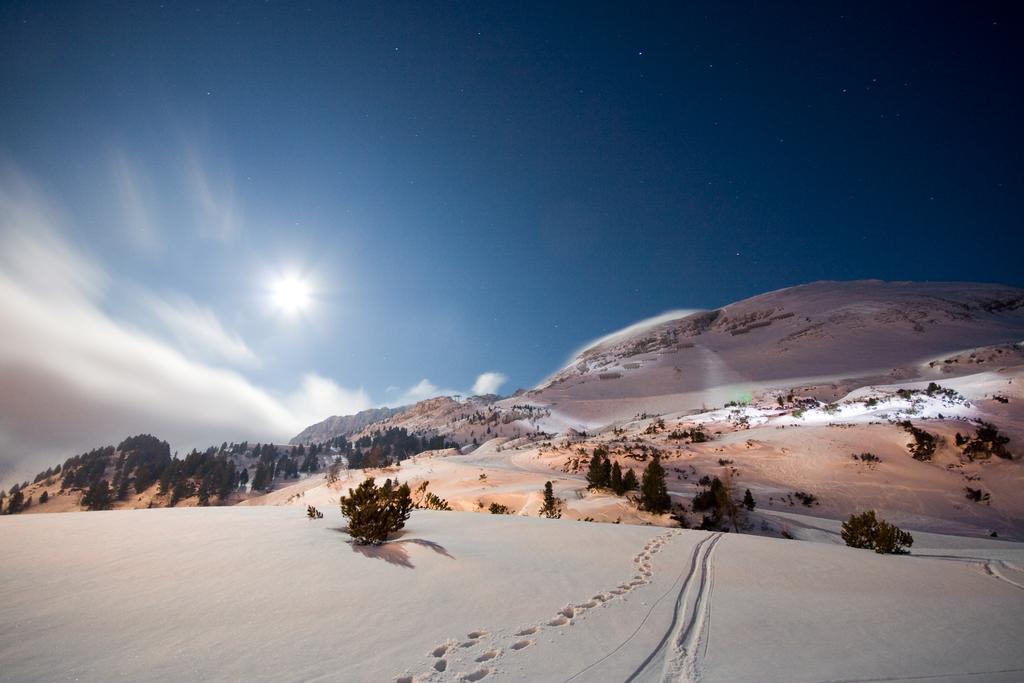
[394,529,682,682]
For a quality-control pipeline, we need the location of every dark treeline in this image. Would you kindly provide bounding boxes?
[248,442,328,493]
[6,426,458,514]
[337,427,458,469]
[5,434,307,513]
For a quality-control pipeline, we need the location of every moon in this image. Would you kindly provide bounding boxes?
[269,274,312,315]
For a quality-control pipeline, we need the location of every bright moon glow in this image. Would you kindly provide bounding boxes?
[269,274,312,314]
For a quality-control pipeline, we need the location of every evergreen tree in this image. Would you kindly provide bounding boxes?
[874,520,914,554]
[539,481,563,519]
[5,489,24,514]
[197,476,212,506]
[39,490,49,504]
[841,510,913,554]
[340,477,413,545]
[601,457,612,487]
[115,474,130,501]
[169,479,193,506]
[586,452,606,489]
[840,510,879,549]
[622,468,638,492]
[251,463,268,492]
[610,461,624,495]
[217,464,237,500]
[639,456,671,514]
[742,489,756,511]
[82,481,113,511]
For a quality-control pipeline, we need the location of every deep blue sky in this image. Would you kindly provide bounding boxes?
[2,1,1022,403]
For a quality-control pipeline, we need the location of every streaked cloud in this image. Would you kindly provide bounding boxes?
[141,292,259,367]
[111,152,161,250]
[0,172,359,481]
[185,149,240,241]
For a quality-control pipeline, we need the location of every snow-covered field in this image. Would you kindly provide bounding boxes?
[4,281,1023,682]
[2,507,1023,683]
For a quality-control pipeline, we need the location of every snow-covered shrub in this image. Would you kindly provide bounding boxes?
[340,478,412,545]
[841,510,913,554]
[956,422,1013,460]
[899,422,937,461]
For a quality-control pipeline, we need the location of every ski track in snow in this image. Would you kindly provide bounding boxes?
[912,554,1024,592]
[394,529,682,682]
[623,532,723,683]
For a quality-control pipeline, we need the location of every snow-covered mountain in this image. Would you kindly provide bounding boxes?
[523,280,1024,425]
[292,280,1024,440]
[289,405,406,445]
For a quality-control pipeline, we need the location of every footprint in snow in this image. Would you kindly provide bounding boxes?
[475,649,500,662]
[548,615,570,626]
[434,659,447,672]
[515,626,538,636]
[461,668,490,681]
[510,640,532,651]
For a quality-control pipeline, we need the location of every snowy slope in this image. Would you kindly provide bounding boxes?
[287,280,1024,443]
[1,507,1022,682]
[524,280,1024,425]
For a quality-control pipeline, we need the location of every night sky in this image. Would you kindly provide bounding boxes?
[1,2,1022,464]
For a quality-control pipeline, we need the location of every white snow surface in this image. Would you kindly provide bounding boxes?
[2,507,1023,682]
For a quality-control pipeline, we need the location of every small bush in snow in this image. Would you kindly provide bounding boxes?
[793,491,818,507]
[340,478,412,545]
[411,481,452,510]
[841,510,913,554]
[899,422,937,461]
[956,422,1013,460]
[964,487,991,504]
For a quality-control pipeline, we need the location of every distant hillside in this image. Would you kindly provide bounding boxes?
[2,435,311,515]
[524,280,1024,424]
[285,280,1024,444]
[289,406,407,445]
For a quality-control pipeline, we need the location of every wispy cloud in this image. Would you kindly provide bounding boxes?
[392,372,508,405]
[111,152,161,250]
[141,292,259,367]
[472,371,507,395]
[396,378,458,404]
[185,149,240,241]
[286,374,373,428]
[0,171,358,481]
